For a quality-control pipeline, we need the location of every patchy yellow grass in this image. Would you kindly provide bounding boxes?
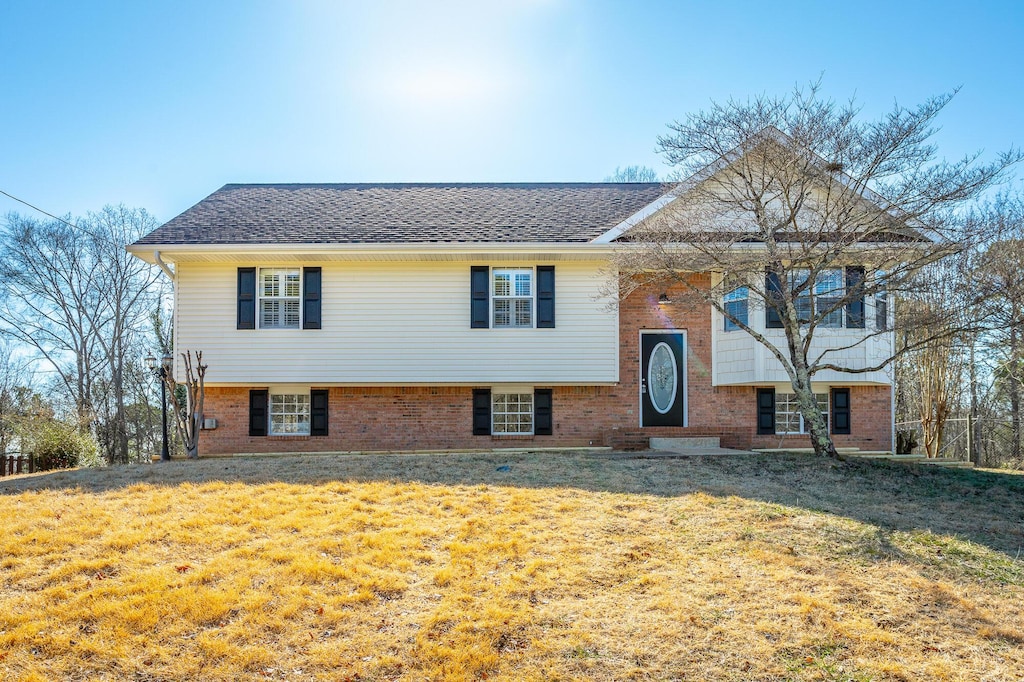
[1,452,1022,681]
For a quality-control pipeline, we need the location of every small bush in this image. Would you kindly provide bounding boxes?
[25,420,101,470]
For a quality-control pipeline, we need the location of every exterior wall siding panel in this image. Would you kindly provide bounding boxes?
[175,261,618,384]
[197,275,893,455]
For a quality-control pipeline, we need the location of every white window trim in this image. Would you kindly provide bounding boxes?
[269,387,311,436]
[723,285,749,332]
[775,392,829,435]
[492,391,534,435]
[491,267,535,329]
[258,267,302,330]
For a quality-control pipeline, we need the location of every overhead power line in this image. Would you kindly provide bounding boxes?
[0,188,84,232]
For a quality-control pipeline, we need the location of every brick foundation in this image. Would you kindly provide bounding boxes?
[197,277,893,455]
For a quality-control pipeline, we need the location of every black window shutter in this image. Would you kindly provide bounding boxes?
[534,388,553,435]
[249,389,268,437]
[303,267,322,330]
[831,388,851,435]
[537,266,555,328]
[238,267,256,330]
[765,272,783,328]
[471,266,490,329]
[845,267,865,329]
[757,388,776,435]
[473,388,491,435]
[310,389,329,436]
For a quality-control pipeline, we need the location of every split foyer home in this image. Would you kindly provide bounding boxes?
[128,168,895,455]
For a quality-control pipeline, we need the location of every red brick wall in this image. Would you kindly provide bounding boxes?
[197,277,892,455]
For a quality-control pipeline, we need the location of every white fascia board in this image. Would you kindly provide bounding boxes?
[125,241,617,264]
[590,194,677,244]
[591,141,758,244]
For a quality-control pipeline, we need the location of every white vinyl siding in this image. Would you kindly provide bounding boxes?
[175,260,618,384]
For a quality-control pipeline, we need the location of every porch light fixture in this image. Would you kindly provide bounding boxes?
[658,293,670,305]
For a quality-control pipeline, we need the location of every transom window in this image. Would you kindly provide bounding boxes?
[270,393,310,435]
[723,286,749,331]
[492,392,534,435]
[260,268,301,329]
[775,393,829,434]
[493,268,533,328]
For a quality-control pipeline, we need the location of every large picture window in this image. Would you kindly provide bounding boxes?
[492,392,534,435]
[493,268,533,328]
[775,392,829,434]
[260,268,301,329]
[270,393,310,435]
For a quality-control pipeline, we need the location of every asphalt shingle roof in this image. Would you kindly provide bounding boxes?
[134,183,666,245]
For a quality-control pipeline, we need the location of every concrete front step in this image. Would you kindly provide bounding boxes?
[649,437,721,451]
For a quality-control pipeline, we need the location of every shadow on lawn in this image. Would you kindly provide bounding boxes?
[2,450,1023,559]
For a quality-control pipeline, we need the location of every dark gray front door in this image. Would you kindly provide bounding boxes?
[640,332,685,427]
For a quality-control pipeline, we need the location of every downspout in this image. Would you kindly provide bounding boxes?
[153,251,175,280]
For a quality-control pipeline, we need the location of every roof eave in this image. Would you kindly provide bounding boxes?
[125,241,620,264]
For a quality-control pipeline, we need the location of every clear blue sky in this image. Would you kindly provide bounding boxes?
[1,0,1021,223]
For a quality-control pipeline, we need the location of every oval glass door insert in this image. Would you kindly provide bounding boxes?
[647,341,678,414]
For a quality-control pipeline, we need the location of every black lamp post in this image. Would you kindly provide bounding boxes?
[146,354,174,462]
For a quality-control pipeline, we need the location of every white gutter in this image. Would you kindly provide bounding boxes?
[153,251,176,280]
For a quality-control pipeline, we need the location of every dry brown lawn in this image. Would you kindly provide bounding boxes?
[0,451,1022,681]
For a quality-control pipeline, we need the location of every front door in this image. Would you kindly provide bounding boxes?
[640,331,685,427]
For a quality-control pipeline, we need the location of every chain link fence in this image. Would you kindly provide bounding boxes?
[895,417,1024,469]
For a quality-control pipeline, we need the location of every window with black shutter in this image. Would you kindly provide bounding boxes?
[310,389,329,436]
[537,266,555,328]
[534,388,553,435]
[237,267,256,330]
[471,266,490,328]
[249,389,268,436]
[472,389,492,435]
[765,272,783,328]
[470,266,555,329]
[845,267,865,329]
[757,388,776,434]
[303,267,322,330]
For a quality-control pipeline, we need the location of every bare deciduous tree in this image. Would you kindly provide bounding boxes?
[0,207,163,463]
[0,214,105,430]
[605,165,660,183]
[973,197,1024,459]
[163,350,207,459]
[614,83,1019,457]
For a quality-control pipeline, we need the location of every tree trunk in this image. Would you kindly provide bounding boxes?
[1010,308,1022,461]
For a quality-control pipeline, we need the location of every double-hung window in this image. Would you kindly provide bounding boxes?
[260,268,301,329]
[875,271,888,331]
[775,393,829,434]
[815,269,844,328]
[785,268,843,327]
[493,268,533,328]
[270,392,311,435]
[492,392,534,435]
[723,286,749,331]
